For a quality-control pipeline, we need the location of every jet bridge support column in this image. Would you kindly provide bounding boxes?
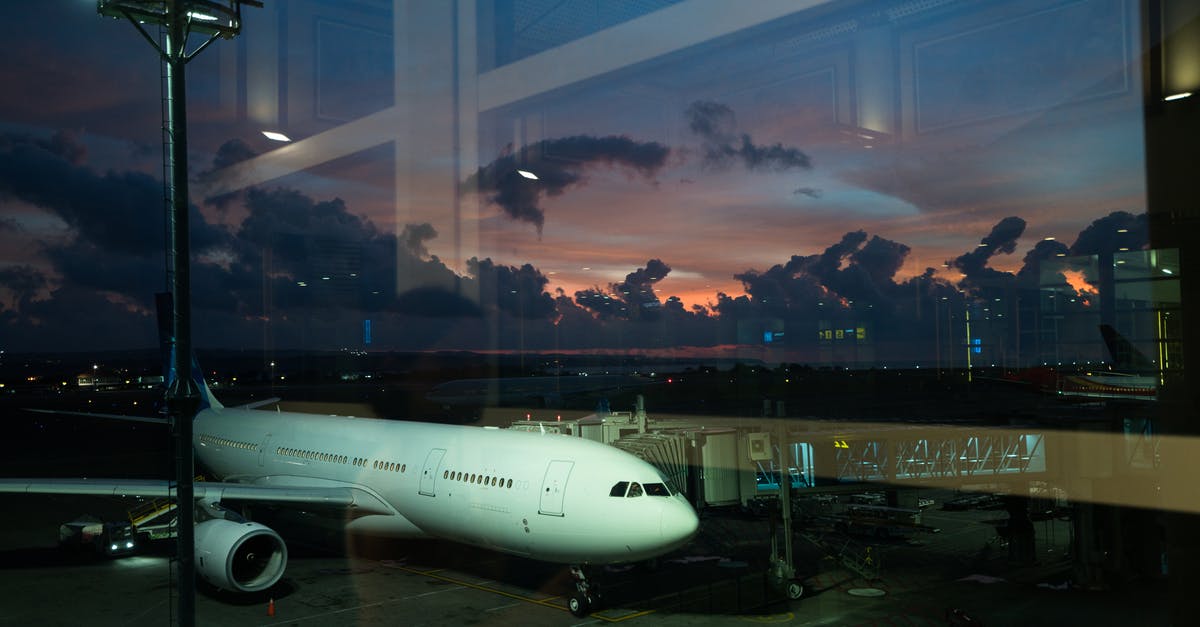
[1004,492,1036,566]
[770,424,802,599]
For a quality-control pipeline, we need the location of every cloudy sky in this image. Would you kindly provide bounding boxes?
[0,1,1153,364]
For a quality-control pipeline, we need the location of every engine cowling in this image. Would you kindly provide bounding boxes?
[194,519,287,592]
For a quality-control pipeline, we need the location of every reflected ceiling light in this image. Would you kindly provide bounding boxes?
[1056,253,1067,257]
[1043,237,1055,241]
[187,11,219,21]
[1165,92,1192,101]
[1163,268,1174,275]
[1117,228,1128,233]
[517,169,538,180]
[262,131,291,142]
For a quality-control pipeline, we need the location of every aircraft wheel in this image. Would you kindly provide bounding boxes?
[568,593,590,617]
[787,581,805,600]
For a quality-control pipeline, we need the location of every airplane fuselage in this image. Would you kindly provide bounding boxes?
[193,406,698,564]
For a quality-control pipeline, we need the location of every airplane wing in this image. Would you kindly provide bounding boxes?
[0,478,394,516]
[25,396,282,424]
[24,408,169,425]
[235,397,281,410]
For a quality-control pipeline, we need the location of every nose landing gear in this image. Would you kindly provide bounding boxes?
[568,565,604,617]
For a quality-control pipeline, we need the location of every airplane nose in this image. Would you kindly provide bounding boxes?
[660,498,700,545]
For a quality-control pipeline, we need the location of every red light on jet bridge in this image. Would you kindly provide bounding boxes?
[525,413,531,420]
[556,414,561,421]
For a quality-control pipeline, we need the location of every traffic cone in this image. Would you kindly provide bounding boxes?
[267,598,275,617]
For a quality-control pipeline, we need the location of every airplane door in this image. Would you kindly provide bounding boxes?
[419,448,446,497]
[538,460,574,516]
[258,435,272,467]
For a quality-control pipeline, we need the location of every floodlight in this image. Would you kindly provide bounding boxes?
[98,0,262,39]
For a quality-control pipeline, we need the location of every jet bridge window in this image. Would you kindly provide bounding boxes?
[609,481,629,497]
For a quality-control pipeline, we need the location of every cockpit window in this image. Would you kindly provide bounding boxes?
[609,481,629,497]
[627,482,643,497]
[644,482,671,496]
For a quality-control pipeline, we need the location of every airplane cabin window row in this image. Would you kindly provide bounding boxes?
[444,469,513,489]
[277,447,348,465]
[200,434,254,450]
[374,460,405,472]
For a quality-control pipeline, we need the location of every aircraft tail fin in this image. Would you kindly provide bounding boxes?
[155,292,223,411]
[1099,324,1156,372]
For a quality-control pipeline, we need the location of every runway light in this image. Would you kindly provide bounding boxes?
[262,131,291,142]
[1165,92,1192,101]
[517,169,538,180]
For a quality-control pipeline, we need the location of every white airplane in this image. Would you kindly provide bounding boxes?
[0,373,699,617]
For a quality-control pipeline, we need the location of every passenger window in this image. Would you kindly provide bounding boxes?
[506,479,513,488]
[644,483,671,496]
[627,482,643,497]
[443,470,448,479]
[491,477,497,486]
[609,481,629,497]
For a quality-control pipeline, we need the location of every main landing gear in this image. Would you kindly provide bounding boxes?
[568,565,603,617]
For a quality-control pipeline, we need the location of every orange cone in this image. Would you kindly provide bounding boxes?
[267,598,275,617]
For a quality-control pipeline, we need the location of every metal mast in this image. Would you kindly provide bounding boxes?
[95,2,260,625]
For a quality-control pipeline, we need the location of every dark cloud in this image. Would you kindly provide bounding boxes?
[467,258,556,320]
[850,236,911,291]
[0,265,48,309]
[467,135,670,235]
[1016,238,1070,285]
[210,138,259,171]
[401,223,438,258]
[576,259,672,320]
[0,130,228,259]
[1069,210,1148,256]
[686,100,812,172]
[950,216,1026,286]
[793,187,823,199]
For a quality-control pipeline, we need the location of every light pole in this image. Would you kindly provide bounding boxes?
[95,3,260,625]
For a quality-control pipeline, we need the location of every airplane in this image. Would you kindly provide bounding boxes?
[0,359,699,617]
[987,324,1160,402]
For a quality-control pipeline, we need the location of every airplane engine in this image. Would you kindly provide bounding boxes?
[194,518,287,593]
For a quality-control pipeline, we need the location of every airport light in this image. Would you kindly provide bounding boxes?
[1165,92,1192,101]
[517,169,539,180]
[262,130,291,142]
[95,3,261,627]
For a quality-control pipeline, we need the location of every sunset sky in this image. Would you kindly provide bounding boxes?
[0,1,1153,362]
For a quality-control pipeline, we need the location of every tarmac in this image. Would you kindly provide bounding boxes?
[0,488,1171,627]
